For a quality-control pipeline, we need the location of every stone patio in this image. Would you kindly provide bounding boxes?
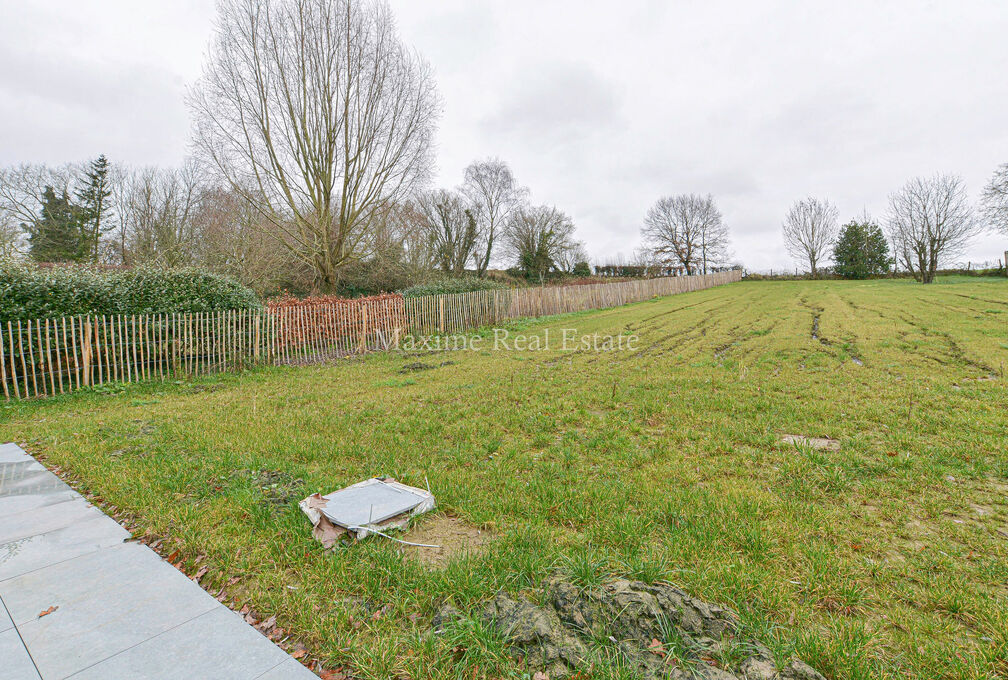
[0,442,316,680]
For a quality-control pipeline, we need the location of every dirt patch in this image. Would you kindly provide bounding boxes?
[781,434,840,451]
[215,469,305,514]
[400,360,456,374]
[398,514,491,568]
[436,576,826,680]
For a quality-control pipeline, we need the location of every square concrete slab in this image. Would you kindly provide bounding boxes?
[0,513,129,581]
[68,607,311,680]
[320,479,430,528]
[0,627,41,680]
[7,544,222,679]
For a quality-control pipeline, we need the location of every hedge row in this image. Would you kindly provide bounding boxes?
[0,262,260,323]
[398,276,509,298]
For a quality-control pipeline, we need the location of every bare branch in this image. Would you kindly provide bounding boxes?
[782,197,838,277]
[981,163,1008,236]
[189,0,440,291]
[641,194,728,275]
[885,174,978,284]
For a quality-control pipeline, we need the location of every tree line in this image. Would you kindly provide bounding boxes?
[0,0,590,297]
[782,170,1008,283]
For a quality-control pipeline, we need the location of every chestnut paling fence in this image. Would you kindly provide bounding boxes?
[0,270,740,400]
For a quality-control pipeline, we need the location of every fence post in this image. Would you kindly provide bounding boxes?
[438,296,445,334]
[0,320,7,400]
[358,302,369,354]
[82,317,92,387]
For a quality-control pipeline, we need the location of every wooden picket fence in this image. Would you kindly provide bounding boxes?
[0,270,740,400]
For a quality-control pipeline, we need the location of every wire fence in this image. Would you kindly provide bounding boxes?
[0,270,740,400]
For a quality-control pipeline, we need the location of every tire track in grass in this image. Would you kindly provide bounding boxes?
[862,299,1000,376]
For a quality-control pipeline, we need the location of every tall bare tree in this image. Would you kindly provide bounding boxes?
[415,190,477,276]
[189,0,440,292]
[460,159,527,276]
[641,194,724,275]
[504,204,577,280]
[981,163,1008,235]
[886,174,978,284]
[782,197,838,277]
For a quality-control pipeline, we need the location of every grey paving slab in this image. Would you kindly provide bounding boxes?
[0,459,73,500]
[0,498,114,546]
[0,627,41,680]
[0,486,80,521]
[67,607,316,680]
[0,513,130,582]
[0,597,12,633]
[0,443,33,464]
[254,659,319,680]
[0,443,318,680]
[5,544,221,679]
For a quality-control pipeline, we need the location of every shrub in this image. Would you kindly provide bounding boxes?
[833,220,891,279]
[398,276,509,297]
[0,261,260,323]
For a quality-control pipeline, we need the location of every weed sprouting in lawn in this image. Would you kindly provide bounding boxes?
[562,548,613,590]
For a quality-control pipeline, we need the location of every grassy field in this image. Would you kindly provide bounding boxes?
[2,277,1007,680]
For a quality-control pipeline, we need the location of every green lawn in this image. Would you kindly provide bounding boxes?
[2,277,1007,680]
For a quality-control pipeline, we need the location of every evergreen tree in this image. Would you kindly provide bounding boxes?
[833,219,891,279]
[75,155,114,261]
[26,186,89,262]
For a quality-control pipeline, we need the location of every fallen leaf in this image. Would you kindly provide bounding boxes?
[38,605,59,618]
[192,566,209,582]
[259,615,277,632]
[532,672,549,680]
[291,649,307,660]
[165,549,180,563]
[647,638,666,657]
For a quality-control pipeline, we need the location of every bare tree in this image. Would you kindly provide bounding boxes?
[782,197,838,277]
[415,190,477,276]
[553,239,589,274]
[119,163,203,267]
[189,0,440,292]
[0,164,78,258]
[191,186,298,293]
[641,194,724,275]
[504,204,577,279]
[981,163,1008,235]
[886,174,978,284]
[699,209,731,274]
[460,159,527,276]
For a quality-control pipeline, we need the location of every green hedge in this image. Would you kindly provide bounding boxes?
[0,262,260,322]
[398,276,509,297]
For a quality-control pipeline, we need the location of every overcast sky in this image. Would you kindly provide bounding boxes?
[2,0,1007,270]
